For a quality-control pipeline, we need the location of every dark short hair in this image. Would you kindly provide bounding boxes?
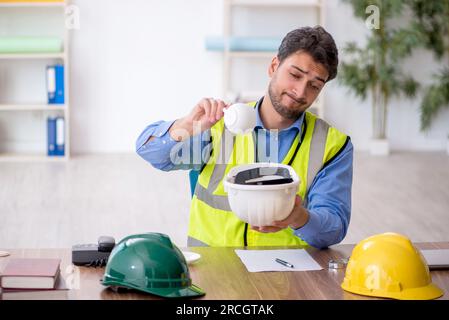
[277,26,339,82]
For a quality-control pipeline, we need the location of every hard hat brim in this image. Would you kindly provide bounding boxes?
[103,277,205,298]
[342,282,444,300]
[391,283,444,300]
[146,284,206,298]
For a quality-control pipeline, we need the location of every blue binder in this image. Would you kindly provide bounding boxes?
[47,65,64,104]
[55,117,65,156]
[47,117,57,156]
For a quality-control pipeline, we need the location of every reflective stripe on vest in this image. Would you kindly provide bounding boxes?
[188,110,348,247]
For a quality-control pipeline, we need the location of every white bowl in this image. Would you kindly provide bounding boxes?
[223,163,300,227]
[181,251,201,265]
[223,103,256,135]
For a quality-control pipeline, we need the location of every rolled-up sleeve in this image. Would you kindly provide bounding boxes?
[136,120,178,171]
[136,120,212,171]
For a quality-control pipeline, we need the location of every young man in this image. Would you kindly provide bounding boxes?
[136,26,353,249]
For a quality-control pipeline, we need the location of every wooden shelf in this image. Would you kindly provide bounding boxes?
[0,104,66,111]
[221,0,325,117]
[0,1,65,8]
[0,52,65,60]
[0,152,68,162]
[230,0,321,7]
[229,51,277,58]
[0,0,70,161]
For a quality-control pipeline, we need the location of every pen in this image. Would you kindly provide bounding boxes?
[275,258,294,268]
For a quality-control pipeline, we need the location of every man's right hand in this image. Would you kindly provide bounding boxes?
[169,98,229,142]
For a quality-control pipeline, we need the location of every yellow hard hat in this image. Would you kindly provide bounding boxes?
[341,232,444,300]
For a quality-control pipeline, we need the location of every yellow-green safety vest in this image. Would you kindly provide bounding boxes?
[188,103,349,247]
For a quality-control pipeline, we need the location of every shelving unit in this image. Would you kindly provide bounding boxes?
[0,104,66,111]
[230,0,320,6]
[0,52,65,59]
[220,0,325,117]
[0,0,65,7]
[0,0,70,162]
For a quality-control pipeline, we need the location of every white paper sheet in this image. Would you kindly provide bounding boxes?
[235,249,323,272]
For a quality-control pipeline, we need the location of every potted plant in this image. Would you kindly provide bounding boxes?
[405,0,449,155]
[339,0,420,155]
[420,69,449,155]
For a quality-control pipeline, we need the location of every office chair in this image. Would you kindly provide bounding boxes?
[189,170,199,198]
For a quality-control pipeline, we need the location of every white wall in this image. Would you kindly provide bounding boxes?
[69,0,224,153]
[324,1,449,151]
[70,0,448,152]
[2,0,448,153]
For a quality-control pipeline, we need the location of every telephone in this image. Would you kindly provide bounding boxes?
[72,236,116,267]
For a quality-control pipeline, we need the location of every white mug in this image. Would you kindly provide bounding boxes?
[223,103,256,135]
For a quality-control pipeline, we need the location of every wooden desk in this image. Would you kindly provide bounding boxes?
[1,242,448,300]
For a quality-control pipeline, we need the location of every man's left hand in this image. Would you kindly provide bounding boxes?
[251,195,309,233]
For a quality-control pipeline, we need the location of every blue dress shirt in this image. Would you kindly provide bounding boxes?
[136,102,353,249]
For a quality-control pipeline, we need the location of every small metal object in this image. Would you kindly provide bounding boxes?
[328,258,349,269]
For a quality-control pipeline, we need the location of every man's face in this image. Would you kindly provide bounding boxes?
[268,51,328,120]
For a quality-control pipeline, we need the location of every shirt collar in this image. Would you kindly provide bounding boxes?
[254,97,305,134]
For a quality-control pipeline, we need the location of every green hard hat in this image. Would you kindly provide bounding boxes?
[102,232,205,298]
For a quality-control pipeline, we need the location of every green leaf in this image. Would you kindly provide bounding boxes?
[401,77,420,98]
[420,68,449,130]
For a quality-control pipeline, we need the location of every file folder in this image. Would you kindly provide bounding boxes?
[55,117,65,156]
[47,117,57,156]
[47,65,64,104]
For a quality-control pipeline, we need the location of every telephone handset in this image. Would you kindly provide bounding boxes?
[97,236,115,252]
[72,236,116,267]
